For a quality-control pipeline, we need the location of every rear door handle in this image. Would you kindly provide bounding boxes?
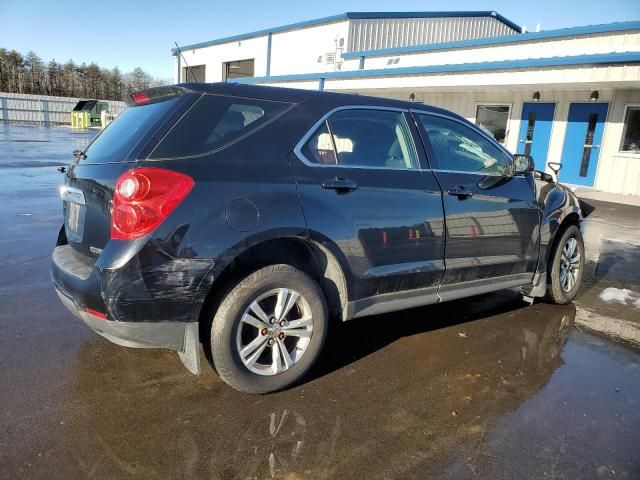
[447,186,473,199]
[322,177,358,193]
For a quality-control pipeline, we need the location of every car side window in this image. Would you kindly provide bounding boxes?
[301,109,419,170]
[418,114,511,175]
[301,120,338,165]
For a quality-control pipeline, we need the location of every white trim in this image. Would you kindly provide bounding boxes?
[613,152,640,159]
[473,102,513,146]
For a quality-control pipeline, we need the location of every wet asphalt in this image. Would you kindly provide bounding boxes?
[1,124,639,480]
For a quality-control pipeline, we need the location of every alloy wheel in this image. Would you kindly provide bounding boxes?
[236,288,313,376]
[559,237,581,292]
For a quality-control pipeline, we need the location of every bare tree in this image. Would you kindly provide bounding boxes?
[0,47,168,100]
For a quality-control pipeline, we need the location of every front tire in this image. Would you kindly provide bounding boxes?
[210,264,328,394]
[545,224,585,304]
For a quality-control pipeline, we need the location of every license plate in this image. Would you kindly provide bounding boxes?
[61,186,86,242]
[68,202,81,233]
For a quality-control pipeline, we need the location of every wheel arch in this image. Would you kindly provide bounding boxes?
[538,184,583,273]
[193,233,351,347]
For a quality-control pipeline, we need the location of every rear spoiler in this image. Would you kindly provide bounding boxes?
[126,86,188,106]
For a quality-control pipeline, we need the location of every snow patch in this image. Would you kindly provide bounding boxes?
[599,287,640,309]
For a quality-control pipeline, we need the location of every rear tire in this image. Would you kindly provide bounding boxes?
[210,264,328,394]
[544,224,584,304]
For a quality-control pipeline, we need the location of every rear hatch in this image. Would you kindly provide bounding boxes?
[61,87,194,258]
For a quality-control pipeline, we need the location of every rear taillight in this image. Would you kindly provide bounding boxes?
[111,168,194,240]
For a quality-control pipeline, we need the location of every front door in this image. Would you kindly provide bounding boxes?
[290,107,445,305]
[517,102,555,166]
[413,112,539,291]
[559,103,608,186]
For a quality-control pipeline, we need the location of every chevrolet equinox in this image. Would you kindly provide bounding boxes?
[52,83,584,393]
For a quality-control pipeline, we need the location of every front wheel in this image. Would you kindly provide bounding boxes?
[210,264,328,394]
[545,224,585,304]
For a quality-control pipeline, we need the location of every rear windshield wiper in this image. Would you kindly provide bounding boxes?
[73,149,87,160]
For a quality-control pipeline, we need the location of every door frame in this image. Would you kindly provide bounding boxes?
[559,101,610,188]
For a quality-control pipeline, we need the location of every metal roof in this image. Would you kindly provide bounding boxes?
[229,51,640,84]
[172,11,521,54]
[342,20,640,59]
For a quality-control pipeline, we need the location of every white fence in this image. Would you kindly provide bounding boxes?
[0,92,126,125]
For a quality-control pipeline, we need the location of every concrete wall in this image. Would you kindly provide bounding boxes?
[270,20,349,76]
[0,92,126,125]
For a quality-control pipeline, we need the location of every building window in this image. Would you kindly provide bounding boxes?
[475,105,510,144]
[620,106,640,153]
[181,65,206,83]
[222,59,254,80]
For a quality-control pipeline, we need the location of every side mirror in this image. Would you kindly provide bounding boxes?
[513,154,534,175]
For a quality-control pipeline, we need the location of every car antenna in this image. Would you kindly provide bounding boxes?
[174,42,197,83]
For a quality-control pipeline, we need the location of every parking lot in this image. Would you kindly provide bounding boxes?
[1,123,639,479]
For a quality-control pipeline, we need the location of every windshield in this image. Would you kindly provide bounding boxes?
[81,98,178,164]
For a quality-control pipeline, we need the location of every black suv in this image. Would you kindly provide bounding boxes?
[52,83,584,393]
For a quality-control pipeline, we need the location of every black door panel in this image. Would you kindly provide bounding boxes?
[291,108,446,301]
[413,111,539,284]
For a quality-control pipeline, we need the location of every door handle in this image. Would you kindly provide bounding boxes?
[322,177,358,193]
[447,186,473,199]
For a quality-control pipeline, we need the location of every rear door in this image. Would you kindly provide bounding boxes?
[413,112,539,292]
[290,106,445,308]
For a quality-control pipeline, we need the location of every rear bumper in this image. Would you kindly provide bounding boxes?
[52,244,204,374]
[55,287,200,374]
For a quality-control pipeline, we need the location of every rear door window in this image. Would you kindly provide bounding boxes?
[300,109,419,170]
[149,95,292,159]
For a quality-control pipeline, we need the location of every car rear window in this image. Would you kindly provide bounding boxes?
[81,98,178,164]
[149,94,292,159]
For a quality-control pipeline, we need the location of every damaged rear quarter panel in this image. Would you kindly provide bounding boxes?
[100,239,214,323]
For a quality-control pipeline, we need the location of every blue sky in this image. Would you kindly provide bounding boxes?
[1,0,638,78]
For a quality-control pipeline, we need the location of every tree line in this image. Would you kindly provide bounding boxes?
[0,48,169,101]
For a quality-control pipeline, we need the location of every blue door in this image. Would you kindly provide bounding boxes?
[517,102,555,167]
[560,103,608,186]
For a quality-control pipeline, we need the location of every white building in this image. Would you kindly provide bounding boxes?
[172,12,640,196]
